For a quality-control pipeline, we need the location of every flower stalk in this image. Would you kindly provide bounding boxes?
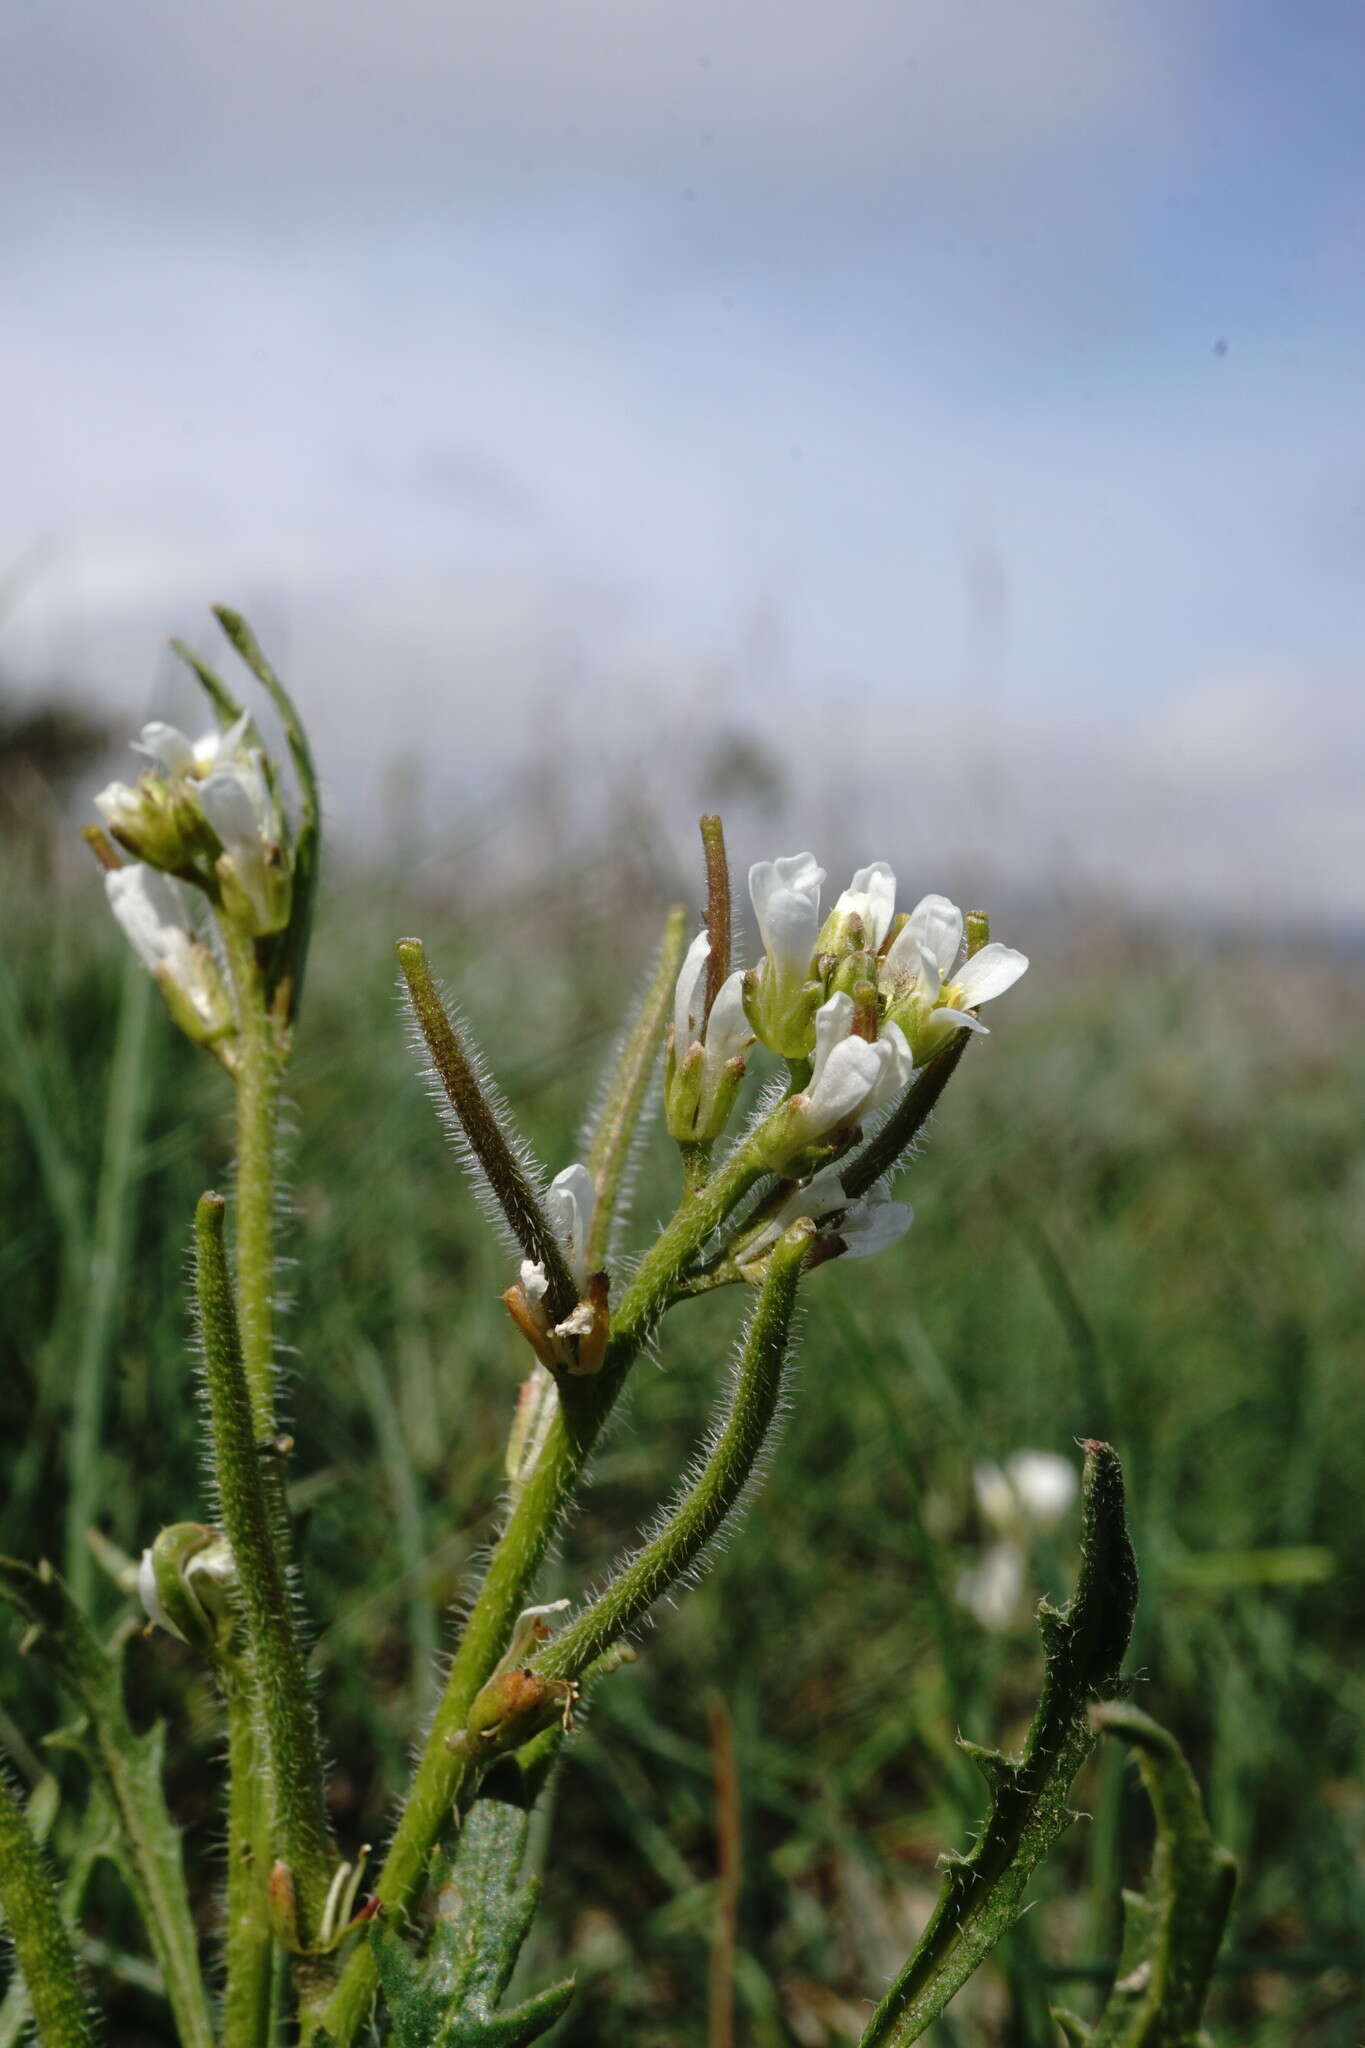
[195,1193,333,1951]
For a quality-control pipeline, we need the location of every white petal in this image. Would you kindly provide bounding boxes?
[702,970,753,1067]
[809,991,855,1087]
[198,770,262,860]
[864,1021,914,1113]
[1005,1451,1078,1528]
[135,722,196,776]
[673,929,711,1049]
[839,862,897,949]
[803,1034,882,1135]
[906,895,964,979]
[105,866,191,971]
[931,1006,990,1037]
[749,853,824,982]
[953,944,1029,1008]
[544,1162,596,1282]
[137,1546,185,1640]
[836,1191,914,1258]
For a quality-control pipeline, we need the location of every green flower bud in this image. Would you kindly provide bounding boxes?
[137,1523,237,1657]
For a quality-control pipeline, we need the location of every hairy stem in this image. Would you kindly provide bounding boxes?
[0,1771,94,2048]
[222,925,283,1438]
[316,1133,773,2046]
[195,1194,332,1946]
[222,1675,275,2048]
[536,1221,810,1681]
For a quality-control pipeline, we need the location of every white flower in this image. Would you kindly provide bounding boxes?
[668,930,755,1139]
[819,860,898,955]
[105,866,232,1035]
[736,1163,913,1275]
[798,992,913,1141]
[958,1451,1079,1631]
[134,712,251,780]
[881,894,1028,1058]
[956,1541,1027,1631]
[746,852,827,1055]
[975,1451,1079,1533]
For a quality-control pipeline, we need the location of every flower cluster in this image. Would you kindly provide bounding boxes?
[97,713,291,938]
[746,853,1028,1072]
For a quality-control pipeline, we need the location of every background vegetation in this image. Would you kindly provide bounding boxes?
[2,812,1362,2045]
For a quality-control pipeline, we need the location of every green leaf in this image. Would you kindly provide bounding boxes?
[370,1761,574,2046]
[861,1440,1140,2046]
[0,1557,214,2048]
[1061,1703,1235,2047]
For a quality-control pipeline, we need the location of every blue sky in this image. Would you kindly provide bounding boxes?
[3,0,1363,918]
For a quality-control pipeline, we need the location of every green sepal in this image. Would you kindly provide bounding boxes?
[370,1761,574,2046]
[1067,1703,1236,2046]
[1052,2010,1095,2045]
[860,1441,1139,2046]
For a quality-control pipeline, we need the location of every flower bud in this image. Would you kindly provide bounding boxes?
[137,1523,237,1656]
[814,862,896,962]
[665,931,754,1142]
[743,852,826,1058]
[200,761,292,936]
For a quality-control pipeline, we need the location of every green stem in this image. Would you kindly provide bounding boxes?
[315,1134,772,2046]
[223,926,284,1438]
[65,952,153,1607]
[536,1222,810,1683]
[195,1194,333,1946]
[222,1674,275,2048]
[0,1771,94,2048]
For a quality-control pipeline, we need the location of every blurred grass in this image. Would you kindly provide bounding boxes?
[2,845,1363,2046]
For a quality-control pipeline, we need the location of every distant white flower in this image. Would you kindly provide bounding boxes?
[957,1449,1079,1631]
[881,894,1028,1059]
[736,1163,913,1275]
[797,992,913,1141]
[105,866,232,1035]
[957,1541,1027,1632]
